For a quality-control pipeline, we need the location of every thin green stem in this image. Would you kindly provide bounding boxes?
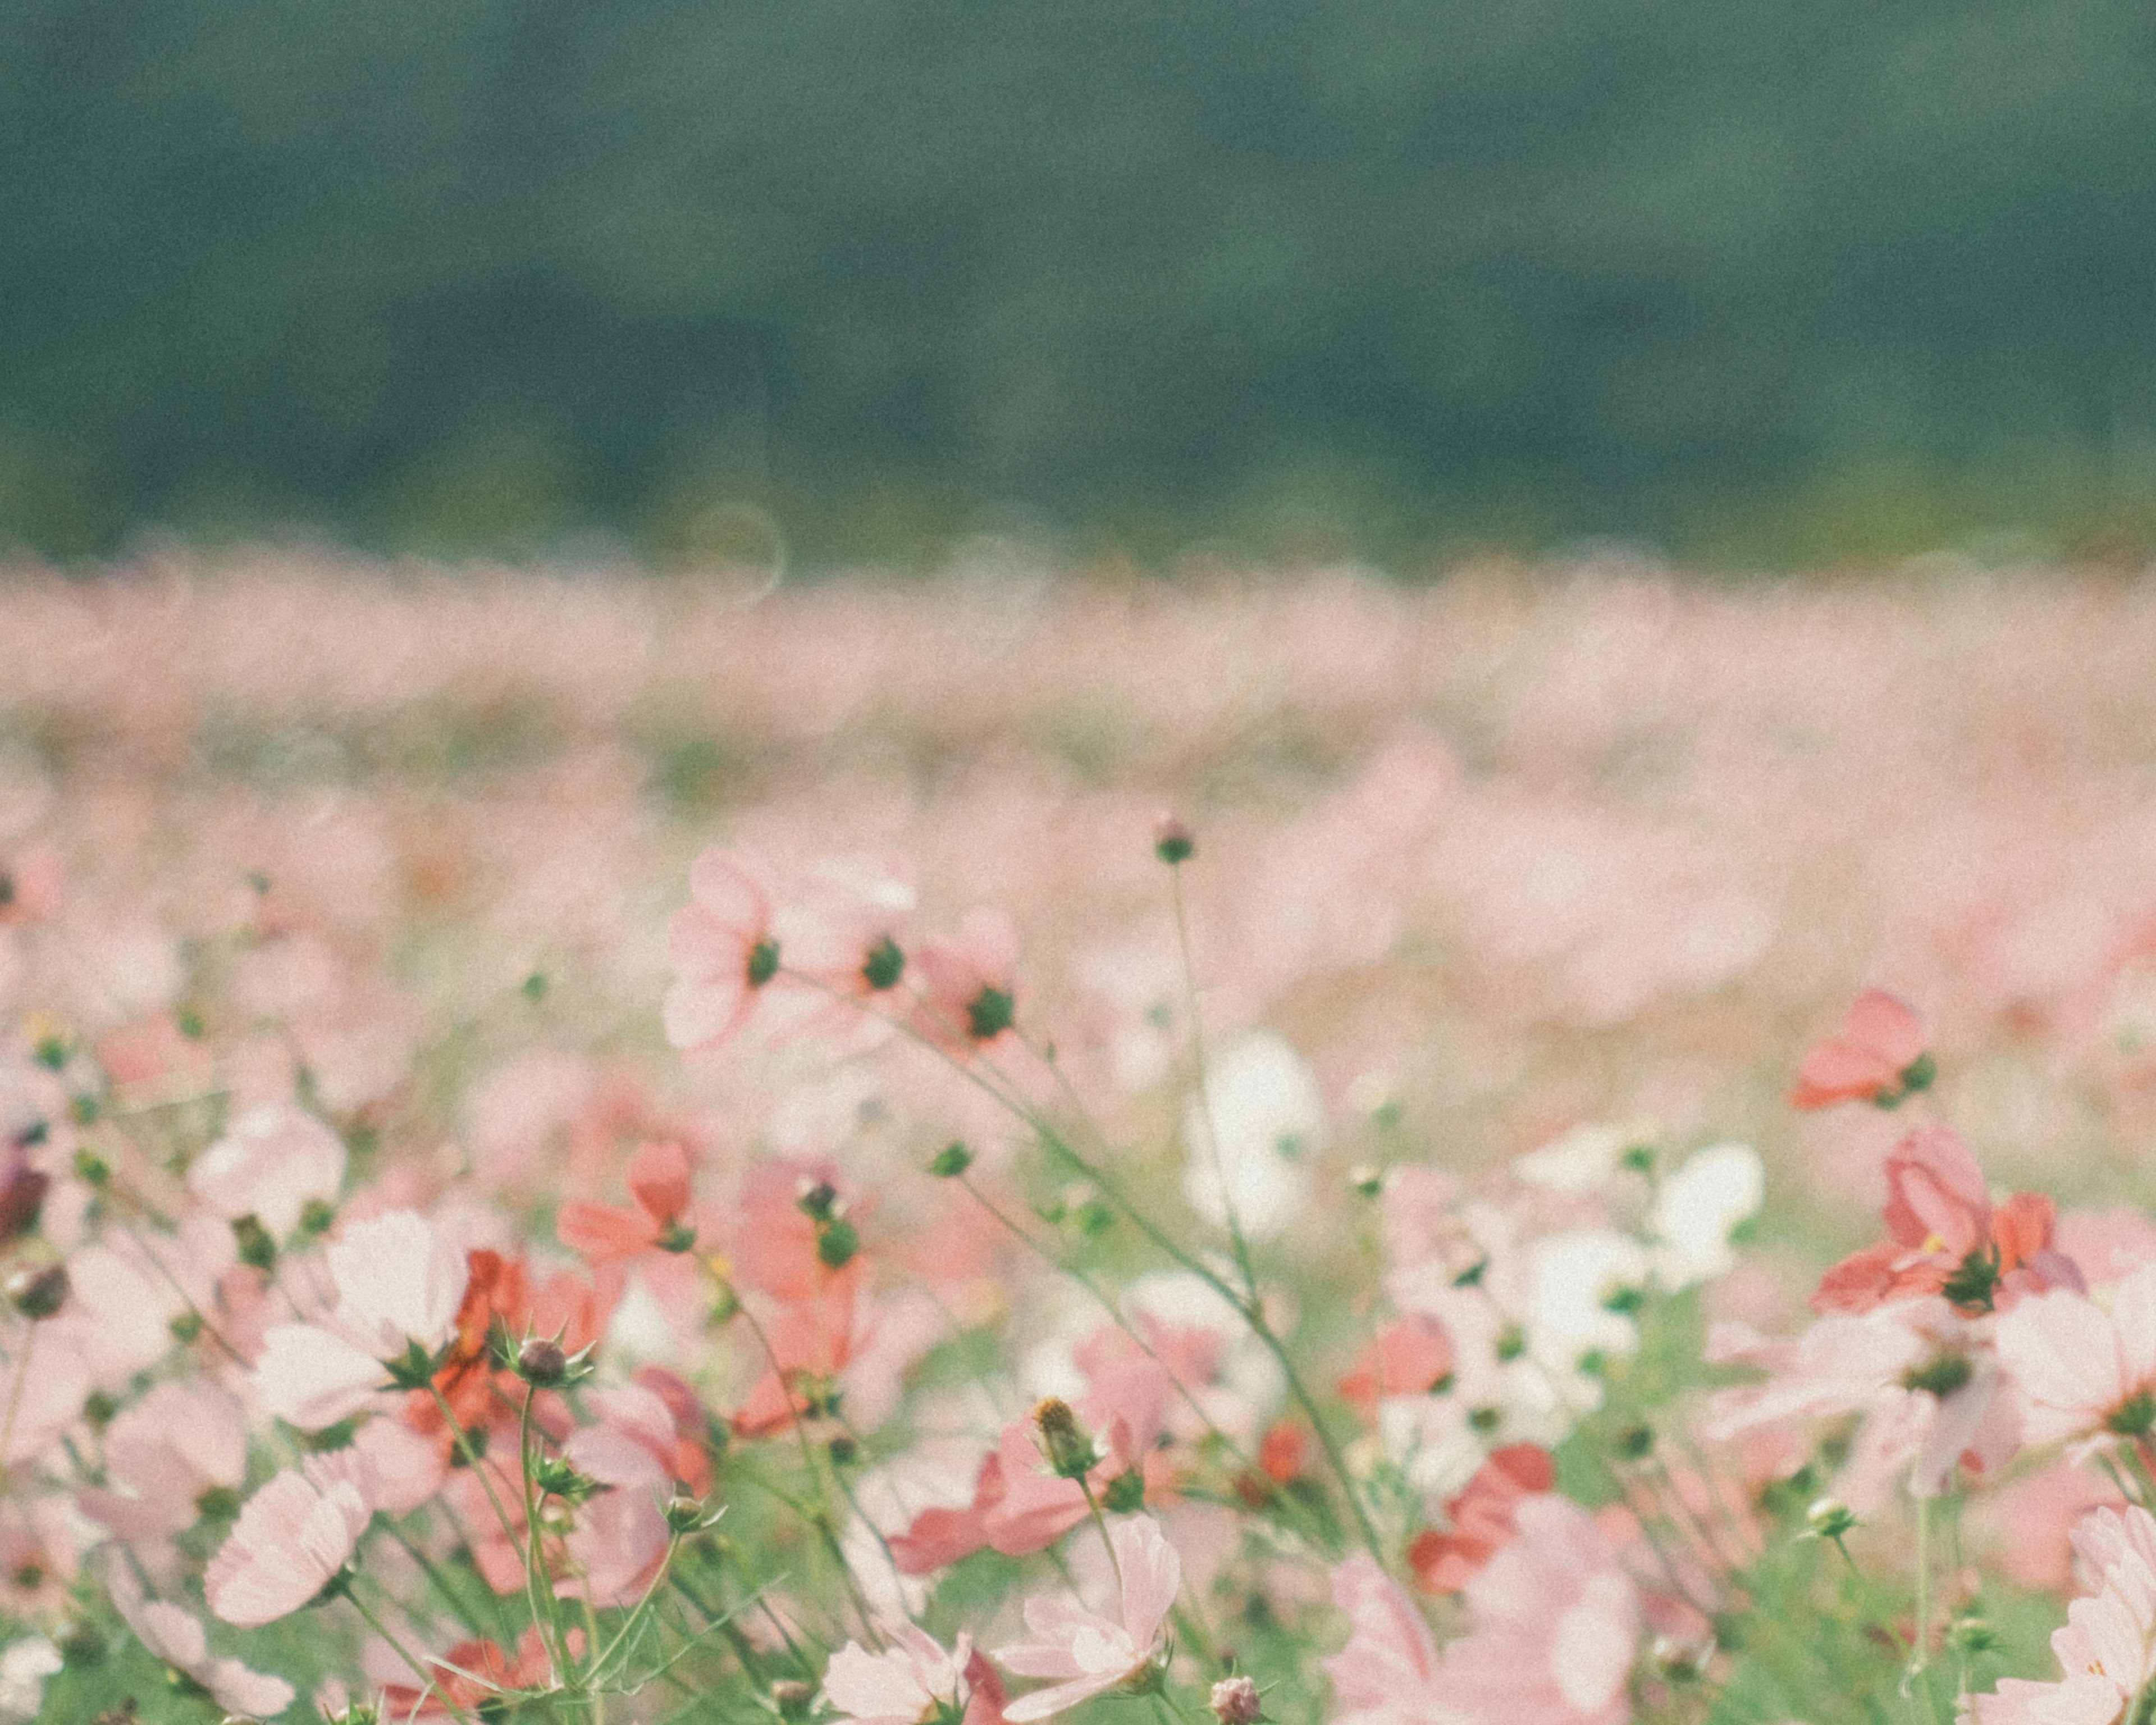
[348,1585,479,1725]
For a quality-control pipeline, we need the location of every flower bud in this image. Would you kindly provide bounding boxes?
[1033,1398,1099,1480]
[517,1337,568,1387]
[1210,1676,1262,1724]
[1153,815,1196,865]
[5,1263,67,1320]
[770,1679,815,1721]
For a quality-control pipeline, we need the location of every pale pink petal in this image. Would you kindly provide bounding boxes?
[253,1323,390,1431]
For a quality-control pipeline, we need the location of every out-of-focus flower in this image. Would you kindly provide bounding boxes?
[0,1636,61,1720]
[558,1138,696,1261]
[1792,989,1930,1110]
[1323,1550,1454,1725]
[111,1567,296,1716]
[1996,1261,2156,1452]
[187,1101,346,1239]
[913,909,1020,1053]
[204,1455,374,1627]
[823,1624,974,1725]
[1408,1443,1554,1594]
[253,1209,469,1429]
[78,1380,247,1542]
[995,1516,1180,1721]
[1648,1143,1762,1289]
[1182,1030,1322,1243]
[1965,1504,2156,1724]
[1339,1316,1455,1417]
[664,848,785,1052]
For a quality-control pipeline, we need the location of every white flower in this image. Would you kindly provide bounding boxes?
[1650,1142,1763,1289]
[1182,1031,1323,1243]
[0,1638,60,1720]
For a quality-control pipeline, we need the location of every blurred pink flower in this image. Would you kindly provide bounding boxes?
[1322,1551,1452,1725]
[558,1138,696,1262]
[78,1381,246,1542]
[187,1101,346,1239]
[995,1515,1180,1721]
[664,848,785,1052]
[205,1457,374,1626]
[1966,1505,2156,1724]
[823,1624,974,1725]
[913,909,1020,1053]
[1996,1262,2156,1452]
[1438,1494,1639,1725]
[1791,989,1927,1110]
[110,1568,295,1718]
[253,1208,469,1429]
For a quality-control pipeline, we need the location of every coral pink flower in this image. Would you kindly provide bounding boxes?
[823,1624,974,1725]
[79,1381,247,1542]
[558,1138,697,1262]
[664,848,788,1052]
[1812,1125,2080,1316]
[253,1208,469,1429]
[187,1101,346,1238]
[1438,1495,1639,1725]
[1340,1315,1456,1418]
[1996,1262,2156,1451]
[205,1456,374,1626]
[913,909,1020,1052]
[1322,1551,1454,1725]
[995,1516,1180,1721]
[380,1627,569,1718]
[110,1569,295,1718]
[1792,989,1929,1109]
[1408,1443,1555,1594]
[1965,1505,2156,1724]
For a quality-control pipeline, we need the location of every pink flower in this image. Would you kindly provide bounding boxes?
[558,1138,696,1262]
[664,848,787,1052]
[1438,1495,1639,1725]
[1792,989,1929,1109]
[1966,1505,2156,1724]
[110,1567,295,1718]
[187,1101,346,1238]
[1996,1261,2156,1451]
[253,1209,469,1429]
[1408,1443,1555,1594]
[205,1457,374,1627]
[995,1516,1180,1721]
[823,1624,974,1725]
[1339,1315,1456,1418]
[913,910,1020,1053]
[1812,1125,2080,1317]
[1322,1551,1452,1725]
[78,1381,247,1542]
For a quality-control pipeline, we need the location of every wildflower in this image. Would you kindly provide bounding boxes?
[204,1457,374,1627]
[252,1209,469,1430]
[1963,1504,2156,1724]
[913,909,1020,1051]
[823,1625,974,1725]
[186,1100,346,1239]
[77,1381,248,1542]
[1438,1494,1640,1725]
[1323,1551,1454,1725]
[1791,989,1931,1110]
[1211,1676,1262,1724]
[995,1516,1180,1721]
[1647,1142,1764,1288]
[558,1138,698,1260]
[664,848,785,1052]
[110,1568,295,1718]
[1339,1315,1456,1417]
[1408,1443,1555,1594]
[1181,1030,1323,1243]
[1995,1261,2156,1451]
[1812,1125,2079,1317]
[0,1636,61,1721]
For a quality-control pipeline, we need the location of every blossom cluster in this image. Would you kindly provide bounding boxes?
[8,564,2156,1725]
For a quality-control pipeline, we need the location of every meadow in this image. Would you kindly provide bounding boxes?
[5,553,2156,1723]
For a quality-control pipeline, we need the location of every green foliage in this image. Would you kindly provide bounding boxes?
[4,0,2156,562]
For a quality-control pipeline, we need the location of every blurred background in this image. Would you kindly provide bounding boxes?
[5,0,2155,569]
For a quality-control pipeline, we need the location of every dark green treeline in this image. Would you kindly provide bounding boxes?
[5,0,2155,564]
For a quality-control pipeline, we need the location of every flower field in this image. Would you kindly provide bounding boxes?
[7,553,2156,1723]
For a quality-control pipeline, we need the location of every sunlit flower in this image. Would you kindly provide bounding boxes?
[204,1455,374,1627]
[995,1516,1180,1721]
[823,1624,974,1725]
[111,1567,296,1717]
